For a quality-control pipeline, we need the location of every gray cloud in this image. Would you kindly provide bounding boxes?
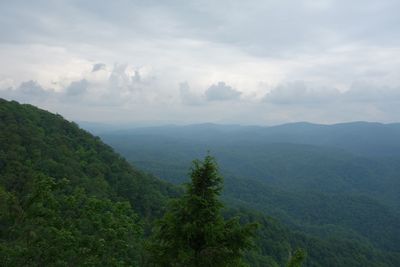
[205,82,241,101]
[92,63,106,72]
[179,82,202,105]
[18,80,49,97]
[263,81,400,109]
[2,1,399,57]
[0,80,55,105]
[1,0,400,124]
[133,70,141,83]
[65,79,88,96]
[105,64,155,99]
[0,62,159,108]
[345,82,400,101]
[2,77,400,124]
[264,81,340,105]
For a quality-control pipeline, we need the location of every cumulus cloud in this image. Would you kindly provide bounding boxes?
[12,80,54,100]
[1,80,55,103]
[2,76,400,124]
[0,63,162,108]
[107,64,153,94]
[18,80,48,96]
[205,82,241,101]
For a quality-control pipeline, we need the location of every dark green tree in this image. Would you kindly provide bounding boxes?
[148,155,257,267]
[287,248,306,267]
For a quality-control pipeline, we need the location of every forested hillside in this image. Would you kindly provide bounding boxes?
[1,98,399,266]
[0,99,178,265]
[100,123,400,266]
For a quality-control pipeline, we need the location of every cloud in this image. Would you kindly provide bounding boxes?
[205,81,241,101]
[0,80,55,105]
[18,80,48,96]
[179,82,203,105]
[0,62,162,108]
[108,64,151,93]
[263,81,340,105]
[2,77,400,124]
[262,80,400,107]
[65,79,88,96]
[344,82,400,103]
[1,0,400,124]
[92,63,106,72]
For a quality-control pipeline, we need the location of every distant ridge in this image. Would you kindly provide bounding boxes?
[94,120,400,158]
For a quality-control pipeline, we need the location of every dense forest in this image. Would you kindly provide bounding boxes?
[1,98,399,266]
[99,123,400,265]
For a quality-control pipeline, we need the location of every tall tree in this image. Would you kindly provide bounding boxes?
[148,155,257,267]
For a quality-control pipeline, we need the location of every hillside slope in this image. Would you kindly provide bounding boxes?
[0,99,176,265]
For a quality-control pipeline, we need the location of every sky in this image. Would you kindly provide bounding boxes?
[0,0,400,125]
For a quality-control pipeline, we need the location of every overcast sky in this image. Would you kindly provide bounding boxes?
[1,0,400,125]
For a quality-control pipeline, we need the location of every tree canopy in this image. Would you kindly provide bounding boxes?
[148,155,257,266]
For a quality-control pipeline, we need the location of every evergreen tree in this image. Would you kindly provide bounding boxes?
[148,155,257,267]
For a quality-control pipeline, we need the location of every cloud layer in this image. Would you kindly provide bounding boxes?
[0,0,400,124]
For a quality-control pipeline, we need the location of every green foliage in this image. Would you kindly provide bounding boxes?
[1,175,143,266]
[287,249,306,267]
[0,99,175,219]
[148,155,257,266]
[0,99,176,265]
